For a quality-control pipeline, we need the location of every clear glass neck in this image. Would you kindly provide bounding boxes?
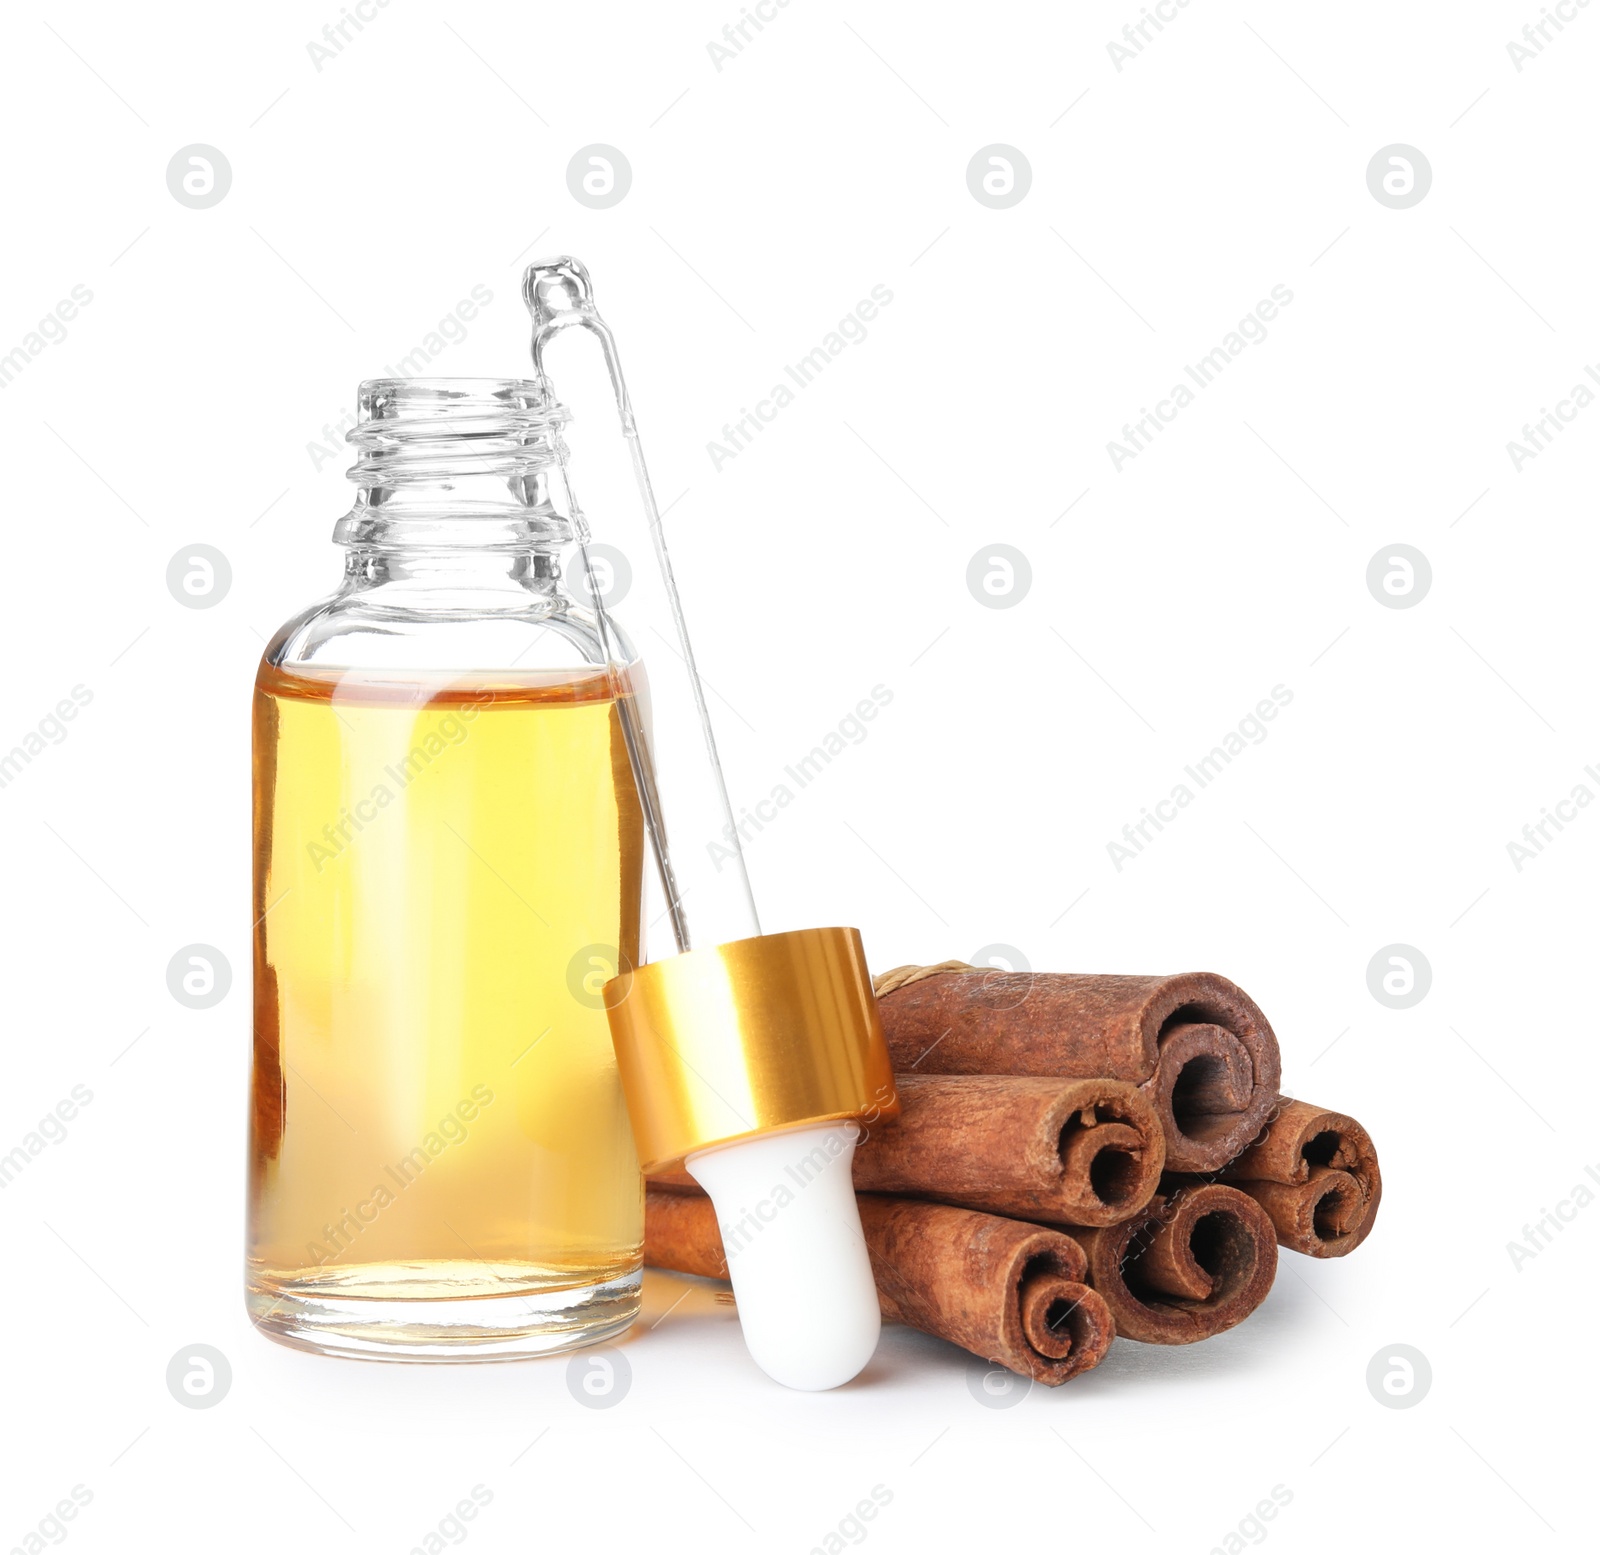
[334,378,576,554]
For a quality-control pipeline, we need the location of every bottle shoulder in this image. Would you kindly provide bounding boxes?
[263,585,636,676]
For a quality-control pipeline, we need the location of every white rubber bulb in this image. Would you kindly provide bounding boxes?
[685,1122,880,1391]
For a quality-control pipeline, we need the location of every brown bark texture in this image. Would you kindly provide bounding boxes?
[875,968,1282,1174]
[644,1186,1114,1384]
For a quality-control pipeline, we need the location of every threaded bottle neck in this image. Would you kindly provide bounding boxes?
[335,377,576,551]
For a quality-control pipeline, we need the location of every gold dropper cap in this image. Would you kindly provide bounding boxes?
[603,926,897,1175]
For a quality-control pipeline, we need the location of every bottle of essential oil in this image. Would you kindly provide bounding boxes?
[248,378,643,1360]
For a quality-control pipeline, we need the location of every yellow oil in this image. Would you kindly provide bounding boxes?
[248,661,644,1329]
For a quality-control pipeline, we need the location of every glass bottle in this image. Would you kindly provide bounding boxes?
[247,377,644,1360]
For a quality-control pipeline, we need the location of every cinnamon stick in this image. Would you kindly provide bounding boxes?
[1221,1097,1381,1257]
[648,1074,1165,1227]
[852,1074,1164,1226]
[645,1186,1114,1384]
[646,1184,734,1279]
[1071,1181,1278,1343]
[875,967,1282,1174]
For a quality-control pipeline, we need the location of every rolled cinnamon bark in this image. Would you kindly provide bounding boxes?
[644,1186,1114,1384]
[1071,1181,1278,1343]
[649,1076,1164,1226]
[1221,1098,1381,1257]
[851,1074,1164,1226]
[874,966,1281,1174]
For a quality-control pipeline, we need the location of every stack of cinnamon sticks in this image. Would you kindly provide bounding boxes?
[644,964,1382,1384]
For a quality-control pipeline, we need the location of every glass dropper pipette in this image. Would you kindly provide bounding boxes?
[523,258,896,1390]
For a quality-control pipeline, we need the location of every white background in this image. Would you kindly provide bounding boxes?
[1,1,1595,1550]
